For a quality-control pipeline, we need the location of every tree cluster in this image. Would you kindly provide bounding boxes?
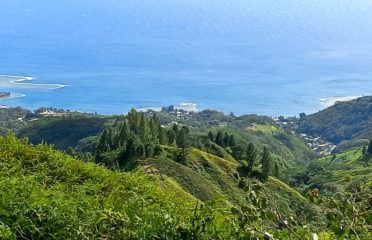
[208,130,236,148]
[96,109,190,168]
[206,130,244,159]
[238,143,274,182]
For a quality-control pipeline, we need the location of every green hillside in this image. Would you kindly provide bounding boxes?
[0,135,194,239]
[0,135,370,238]
[18,116,107,150]
[142,147,321,224]
[0,135,333,239]
[199,125,316,164]
[0,107,30,135]
[291,148,371,240]
[0,103,371,239]
[298,96,372,145]
[294,148,372,195]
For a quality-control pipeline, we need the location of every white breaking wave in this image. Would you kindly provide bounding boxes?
[0,75,67,89]
[319,96,363,107]
[137,102,199,113]
[175,102,198,112]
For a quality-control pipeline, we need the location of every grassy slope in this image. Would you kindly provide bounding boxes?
[0,135,327,239]
[142,146,320,224]
[157,109,315,166]
[17,116,107,150]
[195,125,316,177]
[317,149,371,190]
[14,109,315,174]
[298,96,372,145]
[295,148,372,198]
[0,135,195,239]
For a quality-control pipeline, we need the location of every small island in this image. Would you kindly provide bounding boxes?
[0,92,10,99]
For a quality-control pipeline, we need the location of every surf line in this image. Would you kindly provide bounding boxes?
[0,75,67,89]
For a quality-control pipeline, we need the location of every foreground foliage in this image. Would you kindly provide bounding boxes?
[1,135,370,239]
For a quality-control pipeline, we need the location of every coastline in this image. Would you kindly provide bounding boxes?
[0,74,369,117]
[319,95,363,108]
[0,92,26,100]
[0,75,66,104]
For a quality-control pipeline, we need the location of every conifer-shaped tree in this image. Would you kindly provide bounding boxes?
[208,131,214,141]
[158,125,167,145]
[97,127,110,153]
[119,135,144,167]
[106,127,115,150]
[261,147,271,182]
[274,162,280,178]
[215,131,224,146]
[149,114,160,140]
[139,113,148,141]
[168,124,179,146]
[117,121,130,147]
[223,132,230,147]
[246,143,257,173]
[127,108,140,134]
[228,134,236,147]
[176,126,190,164]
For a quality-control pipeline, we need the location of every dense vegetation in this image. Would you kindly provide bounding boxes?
[0,107,30,135]
[1,135,371,239]
[298,96,372,144]
[0,99,371,239]
[95,109,191,169]
[19,116,106,150]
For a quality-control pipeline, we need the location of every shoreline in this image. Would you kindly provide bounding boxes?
[0,75,368,117]
[319,95,363,108]
[1,96,370,119]
[0,75,67,89]
[0,74,66,102]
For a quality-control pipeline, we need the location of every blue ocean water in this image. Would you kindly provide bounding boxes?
[1,0,372,116]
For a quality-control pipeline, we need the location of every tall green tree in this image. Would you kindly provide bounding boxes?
[97,127,110,153]
[119,135,144,167]
[223,132,230,147]
[139,113,148,141]
[96,109,164,167]
[208,131,214,141]
[127,108,140,134]
[215,131,224,146]
[246,143,257,173]
[176,126,190,164]
[168,124,179,146]
[149,114,160,139]
[228,134,237,147]
[107,127,115,150]
[261,147,271,182]
[117,121,129,147]
[274,162,280,178]
[158,126,167,145]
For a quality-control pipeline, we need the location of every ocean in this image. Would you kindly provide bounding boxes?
[1,0,372,116]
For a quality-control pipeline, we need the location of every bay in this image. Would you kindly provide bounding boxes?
[1,0,372,116]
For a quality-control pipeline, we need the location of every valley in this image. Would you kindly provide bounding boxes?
[0,96,370,239]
